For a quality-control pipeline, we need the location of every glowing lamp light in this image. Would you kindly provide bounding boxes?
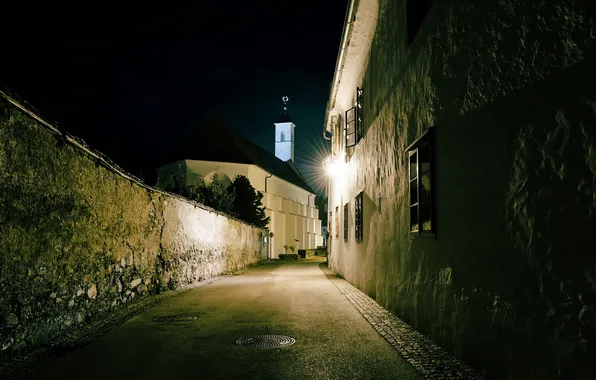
[326,161,338,176]
[323,154,346,178]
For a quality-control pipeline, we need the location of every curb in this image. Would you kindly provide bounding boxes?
[319,263,485,380]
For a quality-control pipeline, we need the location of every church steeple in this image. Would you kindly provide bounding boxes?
[274,96,295,162]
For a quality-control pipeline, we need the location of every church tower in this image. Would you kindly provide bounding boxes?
[274,96,295,162]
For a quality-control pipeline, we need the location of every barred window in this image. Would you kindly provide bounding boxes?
[343,203,349,242]
[355,192,364,242]
[407,128,435,234]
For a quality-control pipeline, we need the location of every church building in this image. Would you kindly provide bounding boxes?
[157,97,323,258]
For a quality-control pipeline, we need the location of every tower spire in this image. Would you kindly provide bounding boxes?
[282,95,289,114]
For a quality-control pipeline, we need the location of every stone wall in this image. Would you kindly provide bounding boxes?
[328,0,596,378]
[0,95,266,355]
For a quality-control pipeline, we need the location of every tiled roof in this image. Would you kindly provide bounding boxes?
[165,119,314,194]
[274,113,293,123]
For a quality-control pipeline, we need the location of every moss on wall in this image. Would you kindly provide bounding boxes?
[0,99,264,355]
[330,0,596,378]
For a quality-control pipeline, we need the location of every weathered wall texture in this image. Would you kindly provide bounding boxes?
[328,0,596,378]
[0,98,265,355]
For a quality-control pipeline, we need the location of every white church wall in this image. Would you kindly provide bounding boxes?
[247,165,311,205]
[185,160,250,185]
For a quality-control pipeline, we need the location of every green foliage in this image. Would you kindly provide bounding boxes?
[279,254,299,260]
[164,173,236,216]
[164,173,269,228]
[283,244,289,253]
[289,245,295,253]
[230,175,270,228]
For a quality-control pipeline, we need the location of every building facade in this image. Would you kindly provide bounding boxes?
[157,119,323,258]
[324,0,596,378]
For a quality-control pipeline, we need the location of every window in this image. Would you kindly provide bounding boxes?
[280,131,286,142]
[355,192,364,242]
[407,0,432,46]
[343,203,349,241]
[334,206,340,238]
[332,114,343,157]
[407,128,435,234]
[345,87,364,148]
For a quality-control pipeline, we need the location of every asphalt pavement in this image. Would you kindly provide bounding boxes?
[30,257,422,380]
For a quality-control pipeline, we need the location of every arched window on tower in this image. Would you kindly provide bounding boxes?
[280,131,286,142]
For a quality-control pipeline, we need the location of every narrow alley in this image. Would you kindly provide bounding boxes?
[8,257,479,380]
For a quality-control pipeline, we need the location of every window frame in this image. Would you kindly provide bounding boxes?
[355,192,364,242]
[335,206,339,238]
[345,87,364,149]
[343,203,349,242]
[406,127,435,237]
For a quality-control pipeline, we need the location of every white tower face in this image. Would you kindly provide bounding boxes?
[275,121,295,162]
[274,96,295,162]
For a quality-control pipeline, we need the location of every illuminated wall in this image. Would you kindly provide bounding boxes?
[0,100,266,355]
[326,0,596,378]
[157,160,323,256]
[274,121,295,162]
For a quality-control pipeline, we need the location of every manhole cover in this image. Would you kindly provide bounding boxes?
[153,315,198,323]
[236,335,296,348]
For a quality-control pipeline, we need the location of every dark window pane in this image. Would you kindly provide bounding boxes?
[347,120,356,135]
[347,133,356,147]
[409,151,418,180]
[346,107,356,124]
[344,204,349,241]
[420,171,431,203]
[355,193,364,241]
[409,179,418,206]
[420,201,432,231]
[419,143,430,174]
[410,205,419,232]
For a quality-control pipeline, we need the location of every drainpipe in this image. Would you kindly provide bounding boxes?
[323,0,356,138]
[264,174,272,193]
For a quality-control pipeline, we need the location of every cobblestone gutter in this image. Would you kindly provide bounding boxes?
[320,263,485,380]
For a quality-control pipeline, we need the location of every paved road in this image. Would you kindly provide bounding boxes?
[31,257,421,380]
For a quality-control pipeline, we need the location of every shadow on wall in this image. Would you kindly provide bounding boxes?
[420,59,596,377]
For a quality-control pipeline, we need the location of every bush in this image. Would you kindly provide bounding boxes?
[279,254,299,260]
[297,249,306,258]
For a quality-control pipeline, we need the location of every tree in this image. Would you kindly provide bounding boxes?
[231,175,270,228]
[195,173,235,215]
[162,173,268,228]
[163,173,235,216]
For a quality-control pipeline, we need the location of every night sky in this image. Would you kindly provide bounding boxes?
[2,0,347,194]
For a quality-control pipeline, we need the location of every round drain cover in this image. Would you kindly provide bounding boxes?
[153,315,198,323]
[236,335,296,348]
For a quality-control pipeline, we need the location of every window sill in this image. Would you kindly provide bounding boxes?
[410,231,436,240]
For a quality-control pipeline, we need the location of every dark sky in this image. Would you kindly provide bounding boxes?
[2,0,347,194]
